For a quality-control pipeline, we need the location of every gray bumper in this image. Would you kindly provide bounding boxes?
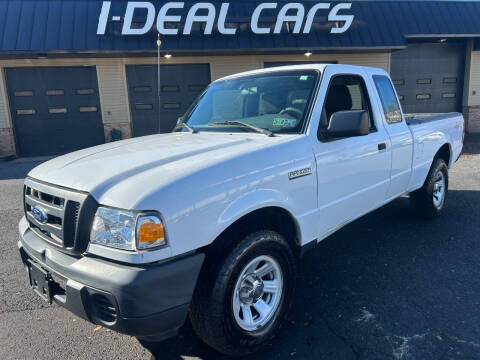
[18,218,204,340]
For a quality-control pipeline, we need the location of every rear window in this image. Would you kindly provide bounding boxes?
[373,76,403,124]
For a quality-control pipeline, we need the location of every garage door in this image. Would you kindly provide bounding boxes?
[126,64,210,137]
[6,67,104,157]
[391,42,465,114]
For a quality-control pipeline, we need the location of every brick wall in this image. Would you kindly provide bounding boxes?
[0,128,15,156]
[463,106,480,134]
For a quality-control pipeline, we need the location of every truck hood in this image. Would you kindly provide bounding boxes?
[28,132,291,207]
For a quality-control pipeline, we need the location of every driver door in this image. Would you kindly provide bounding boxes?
[310,68,392,238]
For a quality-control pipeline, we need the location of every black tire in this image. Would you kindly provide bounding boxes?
[410,158,449,218]
[189,230,297,356]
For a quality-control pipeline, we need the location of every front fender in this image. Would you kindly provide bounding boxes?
[212,188,300,243]
[218,188,292,226]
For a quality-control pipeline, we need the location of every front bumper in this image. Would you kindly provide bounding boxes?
[18,216,204,340]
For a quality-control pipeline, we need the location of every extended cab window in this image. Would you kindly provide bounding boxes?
[182,70,319,134]
[373,76,402,124]
[319,74,375,138]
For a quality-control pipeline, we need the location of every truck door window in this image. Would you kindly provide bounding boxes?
[373,76,403,124]
[319,74,375,137]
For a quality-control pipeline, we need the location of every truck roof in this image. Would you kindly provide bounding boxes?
[215,63,388,83]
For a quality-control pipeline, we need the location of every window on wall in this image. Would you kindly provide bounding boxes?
[76,89,95,95]
[442,93,456,99]
[134,86,152,93]
[163,103,180,109]
[16,109,36,115]
[162,85,179,92]
[373,75,402,124]
[14,90,33,97]
[49,107,67,114]
[79,106,98,112]
[416,94,431,100]
[135,103,153,110]
[189,84,206,92]
[443,77,457,84]
[416,78,431,85]
[46,89,64,96]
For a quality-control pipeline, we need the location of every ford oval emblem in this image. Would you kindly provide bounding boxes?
[31,205,48,224]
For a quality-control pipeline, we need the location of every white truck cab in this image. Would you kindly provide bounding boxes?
[18,64,464,356]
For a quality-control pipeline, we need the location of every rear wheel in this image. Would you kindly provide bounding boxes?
[410,158,449,218]
[189,230,296,356]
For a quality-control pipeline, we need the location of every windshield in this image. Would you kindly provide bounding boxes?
[180,70,319,134]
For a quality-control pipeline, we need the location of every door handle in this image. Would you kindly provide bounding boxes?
[378,143,387,151]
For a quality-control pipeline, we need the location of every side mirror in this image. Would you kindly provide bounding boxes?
[326,110,370,138]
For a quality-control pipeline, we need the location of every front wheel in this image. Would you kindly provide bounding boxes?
[410,158,449,218]
[189,230,297,356]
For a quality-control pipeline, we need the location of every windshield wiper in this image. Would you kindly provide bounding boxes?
[209,121,274,137]
[175,122,197,134]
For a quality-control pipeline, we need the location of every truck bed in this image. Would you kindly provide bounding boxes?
[406,112,464,192]
[404,112,462,125]
[405,112,462,126]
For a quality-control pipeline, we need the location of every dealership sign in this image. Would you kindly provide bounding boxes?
[97,1,354,36]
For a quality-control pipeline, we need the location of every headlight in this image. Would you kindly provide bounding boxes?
[90,207,167,251]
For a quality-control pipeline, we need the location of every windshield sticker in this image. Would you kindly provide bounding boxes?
[300,75,309,81]
[283,119,296,127]
[273,118,297,127]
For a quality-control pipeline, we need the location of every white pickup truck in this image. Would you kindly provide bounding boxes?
[18,64,464,356]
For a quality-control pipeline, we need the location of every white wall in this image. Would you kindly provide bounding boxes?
[467,50,480,106]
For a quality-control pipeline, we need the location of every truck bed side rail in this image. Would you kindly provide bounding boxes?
[405,112,462,126]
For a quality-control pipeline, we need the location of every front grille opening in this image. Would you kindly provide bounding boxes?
[26,186,65,208]
[30,225,62,244]
[91,294,117,324]
[24,180,90,255]
[47,214,62,226]
[41,193,64,207]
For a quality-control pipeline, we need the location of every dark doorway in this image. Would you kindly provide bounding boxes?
[391,42,466,114]
[126,64,210,137]
[6,66,104,157]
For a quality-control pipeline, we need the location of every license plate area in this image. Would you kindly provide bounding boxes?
[27,259,52,304]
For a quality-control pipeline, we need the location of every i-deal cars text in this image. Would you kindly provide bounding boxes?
[97,1,354,35]
[18,64,464,356]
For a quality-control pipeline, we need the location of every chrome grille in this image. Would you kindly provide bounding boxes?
[24,186,65,243]
[23,178,91,253]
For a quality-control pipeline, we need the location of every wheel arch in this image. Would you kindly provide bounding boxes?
[434,142,452,168]
[203,206,302,258]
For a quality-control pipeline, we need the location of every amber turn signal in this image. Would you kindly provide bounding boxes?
[137,216,166,250]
